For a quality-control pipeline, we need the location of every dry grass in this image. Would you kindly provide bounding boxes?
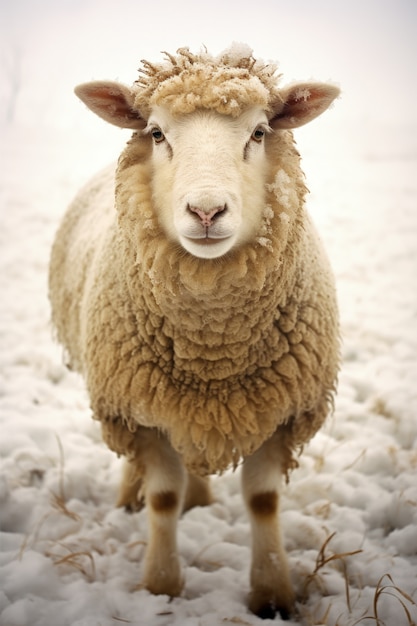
[46,542,96,581]
[19,436,81,559]
[49,490,81,521]
[349,574,417,626]
[301,531,363,605]
[52,435,78,516]
[19,510,53,557]
[300,534,417,626]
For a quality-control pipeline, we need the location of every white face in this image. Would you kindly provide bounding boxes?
[145,106,270,259]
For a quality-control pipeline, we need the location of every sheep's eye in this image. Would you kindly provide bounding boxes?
[251,126,266,143]
[151,128,165,144]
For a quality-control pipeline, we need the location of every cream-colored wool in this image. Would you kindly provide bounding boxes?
[49,46,339,477]
[134,46,282,118]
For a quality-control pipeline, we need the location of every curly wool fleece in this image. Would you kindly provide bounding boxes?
[49,46,339,475]
[133,45,283,117]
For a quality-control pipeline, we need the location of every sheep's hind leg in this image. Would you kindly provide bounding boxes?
[242,432,295,620]
[117,462,211,514]
[141,433,187,597]
[183,473,212,512]
[116,459,145,512]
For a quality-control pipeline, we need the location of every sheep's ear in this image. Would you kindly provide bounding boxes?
[270,83,340,129]
[74,81,145,129]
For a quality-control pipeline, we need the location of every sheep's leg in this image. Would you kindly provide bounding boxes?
[117,460,211,514]
[183,473,212,512]
[242,433,295,620]
[116,459,145,511]
[141,433,187,597]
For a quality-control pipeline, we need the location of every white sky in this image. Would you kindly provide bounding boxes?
[0,0,416,128]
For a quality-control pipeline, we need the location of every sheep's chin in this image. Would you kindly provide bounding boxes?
[180,235,235,259]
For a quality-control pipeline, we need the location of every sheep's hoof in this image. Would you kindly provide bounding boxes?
[145,578,183,599]
[119,493,144,513]
[123,500,144,513]
[144,562,183,598]
[249,589,294,621]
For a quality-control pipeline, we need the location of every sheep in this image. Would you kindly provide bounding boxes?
[49,44,340,620]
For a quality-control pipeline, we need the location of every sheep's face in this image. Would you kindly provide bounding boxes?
[145,106,269,259]
[74,64,339,260]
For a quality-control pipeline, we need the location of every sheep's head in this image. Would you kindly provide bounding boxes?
[75,45,339,259]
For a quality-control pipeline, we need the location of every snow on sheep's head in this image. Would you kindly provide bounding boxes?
[75,44,339,259]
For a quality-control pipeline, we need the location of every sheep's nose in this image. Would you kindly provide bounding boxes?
[188,205,225,227]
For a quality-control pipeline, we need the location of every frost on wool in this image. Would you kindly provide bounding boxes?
[256,205,275,250]
[220,41,254,65]
[256,171,294,250]
[267,169,296,211]
[294,87,311,101]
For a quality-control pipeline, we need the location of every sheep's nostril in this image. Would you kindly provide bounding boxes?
[188,205,226,227]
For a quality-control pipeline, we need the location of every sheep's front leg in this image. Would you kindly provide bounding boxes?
[141,433,187,597]
[242,433,295,620]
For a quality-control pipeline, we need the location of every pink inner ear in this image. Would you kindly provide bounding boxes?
[271,83,339,129]
[111,96,140,121]
[90,87,136,118]
[91,86,120,101]
[76,82,145,128]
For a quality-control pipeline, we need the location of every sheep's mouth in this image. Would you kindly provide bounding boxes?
[185,236,231,246]
[180,233,236,259]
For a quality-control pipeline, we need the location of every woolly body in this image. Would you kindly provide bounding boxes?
[49,45,340,617]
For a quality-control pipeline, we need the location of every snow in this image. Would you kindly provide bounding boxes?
[1,1,417,623]
[220,42,255,65]
[267,169,295,210]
